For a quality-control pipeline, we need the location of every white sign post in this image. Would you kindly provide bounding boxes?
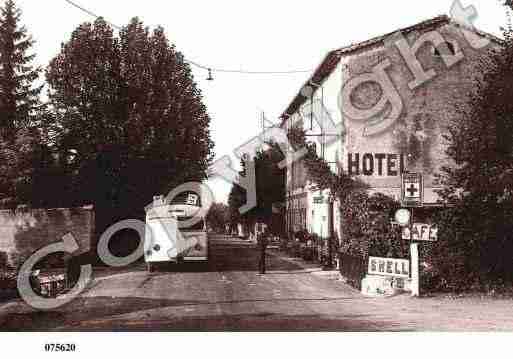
[400,172,424,297]
[410,243,420,297]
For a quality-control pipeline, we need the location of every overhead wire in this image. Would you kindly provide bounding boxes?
[63,0,314,75]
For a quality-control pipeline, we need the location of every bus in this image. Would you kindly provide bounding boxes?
[144,192,208,272]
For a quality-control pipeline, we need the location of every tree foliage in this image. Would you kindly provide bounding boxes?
[429,17,513,291]
[0,0,47,207]
[45,18,214,224]
[287,126,405,259]
[206,202,230,233]
[228,143,286,234]
[0,0,42,139]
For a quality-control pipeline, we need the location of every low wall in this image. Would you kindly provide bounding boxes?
[0,205,94,269]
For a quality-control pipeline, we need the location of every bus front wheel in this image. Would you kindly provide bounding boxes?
[147,263,155,273]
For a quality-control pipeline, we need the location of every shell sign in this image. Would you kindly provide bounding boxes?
[368,256,410,278]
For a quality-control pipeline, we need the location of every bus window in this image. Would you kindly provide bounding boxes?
[177,216,205,231]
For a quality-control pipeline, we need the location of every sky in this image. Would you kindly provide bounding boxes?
[12,0,507,203]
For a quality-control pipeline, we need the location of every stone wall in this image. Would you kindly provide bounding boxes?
[0,205,94,269]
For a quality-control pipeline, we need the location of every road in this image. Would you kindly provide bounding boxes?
[2,235,513,331]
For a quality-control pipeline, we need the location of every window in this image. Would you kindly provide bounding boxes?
[177,217,205,231]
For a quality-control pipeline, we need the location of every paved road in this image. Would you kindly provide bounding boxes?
[2,235,513,331]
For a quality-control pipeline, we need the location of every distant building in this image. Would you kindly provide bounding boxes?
[280,15,501,241]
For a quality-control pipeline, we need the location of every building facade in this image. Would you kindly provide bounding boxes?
[281,15,500,243]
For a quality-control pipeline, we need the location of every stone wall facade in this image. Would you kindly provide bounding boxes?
[339,22,497,202]
[282,17,500,243]
[0,205,94,269]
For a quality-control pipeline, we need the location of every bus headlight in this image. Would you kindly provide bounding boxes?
[153,244,161,252]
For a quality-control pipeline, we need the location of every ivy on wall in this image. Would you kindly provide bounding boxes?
[287,127,408,260]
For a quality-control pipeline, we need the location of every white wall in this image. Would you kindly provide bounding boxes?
[284,60,345,238]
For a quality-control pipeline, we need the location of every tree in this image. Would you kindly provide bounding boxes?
[46,18,214,227]
[228,143,286,235]
[430,6,513,290]
[206,202,230,233]
[0,0,42,139]
[0,0,44,207]
[228,158,253,234]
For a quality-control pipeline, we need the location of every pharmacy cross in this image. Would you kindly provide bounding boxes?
[406,184,418,197]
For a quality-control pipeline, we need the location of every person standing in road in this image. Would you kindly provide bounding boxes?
[257,225,269,274]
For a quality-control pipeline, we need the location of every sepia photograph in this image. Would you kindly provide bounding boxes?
[0,0,513,356]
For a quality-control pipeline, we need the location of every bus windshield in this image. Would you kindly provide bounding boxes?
[177,216,205,231]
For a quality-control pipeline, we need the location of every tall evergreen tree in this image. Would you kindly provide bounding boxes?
[0,0,42,140]
[0,0,43,207]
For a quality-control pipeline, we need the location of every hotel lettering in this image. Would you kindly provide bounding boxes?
[347,153,405,177]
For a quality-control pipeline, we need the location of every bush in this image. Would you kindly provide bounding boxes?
[339,191,408,261]
[421,204,513,292]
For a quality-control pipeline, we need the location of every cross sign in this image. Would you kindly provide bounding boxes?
[407,184,419,197]
[402,172,423,207]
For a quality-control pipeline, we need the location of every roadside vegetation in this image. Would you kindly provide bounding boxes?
[0,1,213,279]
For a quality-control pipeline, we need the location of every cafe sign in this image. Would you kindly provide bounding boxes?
[368,256,410,278]
[402,223,438,241]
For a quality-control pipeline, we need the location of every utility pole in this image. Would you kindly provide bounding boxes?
[326,196,334,270]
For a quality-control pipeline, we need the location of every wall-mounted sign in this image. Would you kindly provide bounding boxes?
[186,193,199,206]
[347,153,405,177]
[401,172,423,207]
[313,196,325,204]
[402,223,438,241]
[394,208,411,226]
[368,256,410,278]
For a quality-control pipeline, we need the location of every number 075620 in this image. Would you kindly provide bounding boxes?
[44,343,76,352]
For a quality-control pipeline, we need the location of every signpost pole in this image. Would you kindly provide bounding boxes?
[410,205,419,297]
[410,242,419,297]
[401,172,423,297]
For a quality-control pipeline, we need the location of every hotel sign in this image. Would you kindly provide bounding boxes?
[368,256,410,278]
[347,153,405,177]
